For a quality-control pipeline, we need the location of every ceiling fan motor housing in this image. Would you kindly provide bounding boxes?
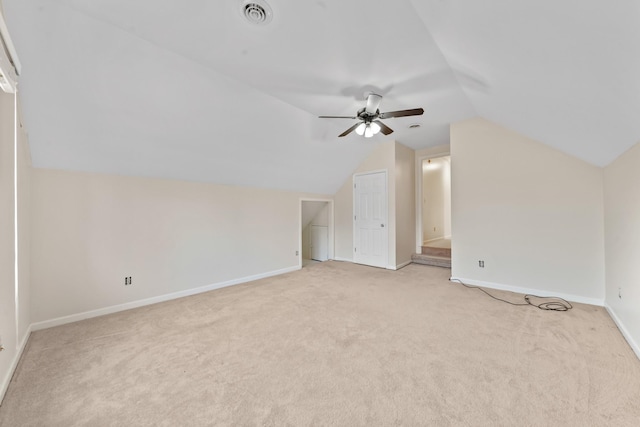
[357,107,379,123]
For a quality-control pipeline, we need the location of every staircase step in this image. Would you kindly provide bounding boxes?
[421,246,451,257]
[411,253,451,268]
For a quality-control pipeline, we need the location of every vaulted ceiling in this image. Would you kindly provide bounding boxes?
[4,0,640,194]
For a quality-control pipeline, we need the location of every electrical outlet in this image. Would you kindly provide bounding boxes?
[125,276,132,286]
[296,250,299,256]
[478,260,485,268]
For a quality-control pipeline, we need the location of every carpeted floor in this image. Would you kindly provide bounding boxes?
[422,238,451,249]
[1,261,639,426]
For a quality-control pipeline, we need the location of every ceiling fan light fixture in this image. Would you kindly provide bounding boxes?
[318,94,423,138]
[364,125,374,138]
[370,121,381,135]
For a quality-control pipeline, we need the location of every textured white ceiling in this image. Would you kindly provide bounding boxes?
[4,0,640,194]
[411,0,640,167]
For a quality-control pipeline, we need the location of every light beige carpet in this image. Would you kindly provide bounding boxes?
[422,238,451,249]
[1,261,639,426]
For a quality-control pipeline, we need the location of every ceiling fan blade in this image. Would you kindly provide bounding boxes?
[338,122,362,137]
[365,93,383,115]
[319,115,357,119]
[374,120,393,135]
[378,108,424,119]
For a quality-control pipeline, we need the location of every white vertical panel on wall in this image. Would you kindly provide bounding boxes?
[16,105,30,342]
[0,90,17,402]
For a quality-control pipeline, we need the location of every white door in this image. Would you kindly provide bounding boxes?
[311,225,328,261]
[353,171,388,268]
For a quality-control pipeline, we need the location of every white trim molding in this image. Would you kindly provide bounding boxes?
[604,303,640,361]
[449,276,605,307]
[31,265,300,331]
[1,325,31,405]
[394,260,412,270]
[0,8,21,93]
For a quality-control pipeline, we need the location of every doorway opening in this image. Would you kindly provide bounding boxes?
[300,199,334,268]
[415,156,451,268]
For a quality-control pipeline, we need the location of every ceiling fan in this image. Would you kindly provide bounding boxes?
[319,93,424,138]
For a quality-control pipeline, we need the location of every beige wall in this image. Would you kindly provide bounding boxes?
[415,145,451,161]
[394,142,415,267]
[443,158,451,238]
[30,169,329,323]
[603,142,640,356]
[451,118,605,302]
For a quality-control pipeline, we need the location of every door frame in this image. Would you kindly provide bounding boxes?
[353,169,389,269]
[415,150,450,253]
[299,198,334,269]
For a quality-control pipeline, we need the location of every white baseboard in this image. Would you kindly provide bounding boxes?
[1,325,32,405]
[395,260,412,270]
[604,303,640,361]
[31,265,300,331]
[449,276,605,307]
[333,257,353,263]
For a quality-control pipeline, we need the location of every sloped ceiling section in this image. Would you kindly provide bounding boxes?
[410,0,640,167]
[4,0,476,194]
[4,0,640,194]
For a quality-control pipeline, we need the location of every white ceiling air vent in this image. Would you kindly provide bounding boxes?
[0,9,20,93]
[240,0,273,26]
